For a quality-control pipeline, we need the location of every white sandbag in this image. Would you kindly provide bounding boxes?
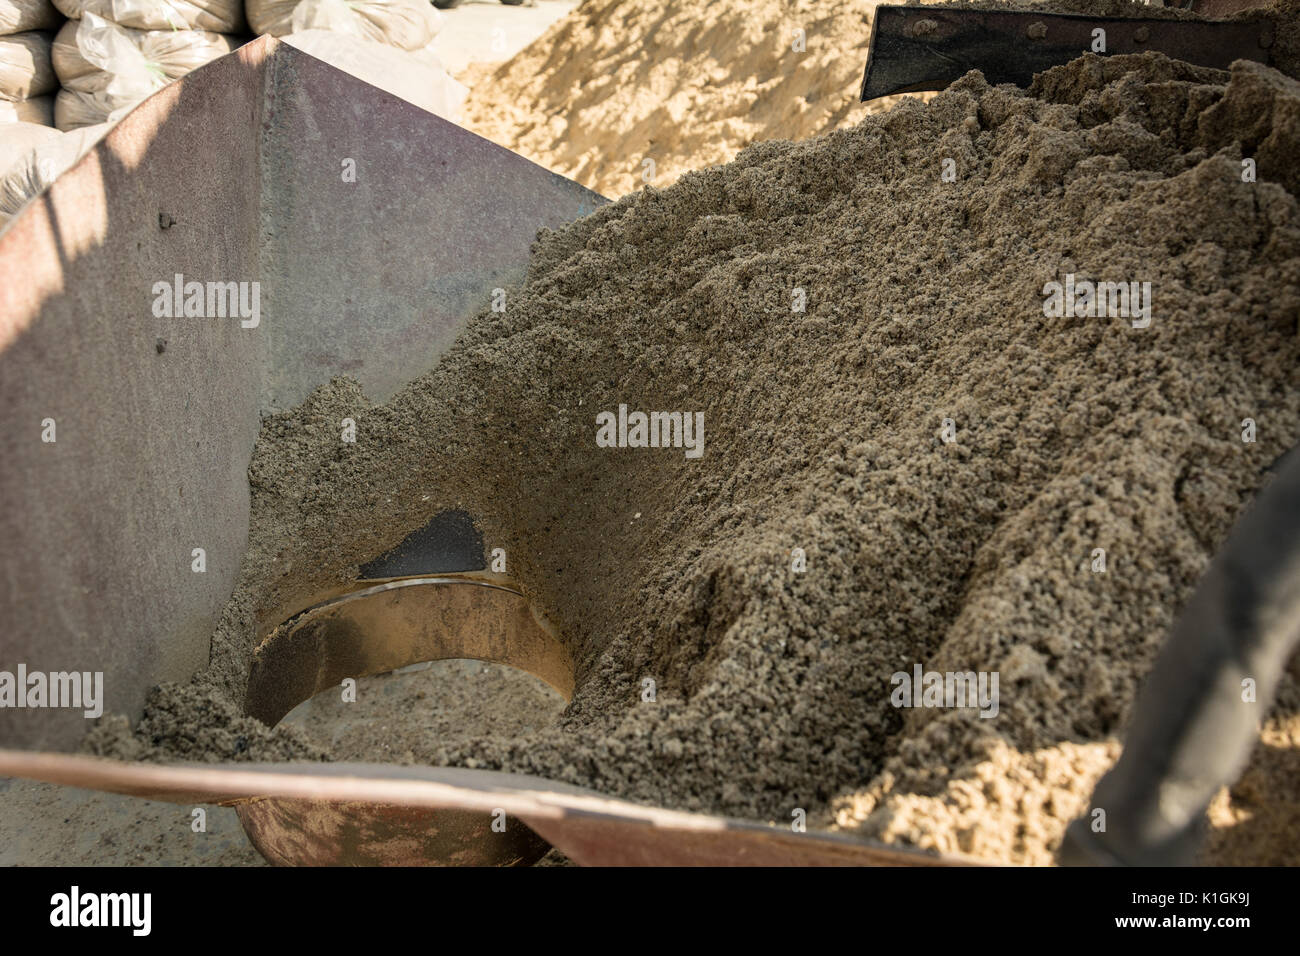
[54,86,115,129]
[0,30,55,100]
[0,0,60,37]
[0,118,60,174]
[51,0,245,34]
[284,29,465,122]
[52,17,239,92]
[52,14,236,129]
[0,120,109,226]
[52,14,163,128]
[250,0,439,52]
[0,91,51,122]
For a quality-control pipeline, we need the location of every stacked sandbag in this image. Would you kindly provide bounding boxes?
[0,89,50,121]
[284,29,465,122]
[1,29,56,98]
[0,117,60,167]
[51,0,243,33]
[1,0,61,127]
[51,12,239,129]
[0,0,60,34]
[0,119,108,226]
[249,0,438,51]
[245,0,460,123]
[262,1,464,123]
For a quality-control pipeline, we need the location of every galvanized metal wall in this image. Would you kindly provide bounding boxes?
[0,36,604,750]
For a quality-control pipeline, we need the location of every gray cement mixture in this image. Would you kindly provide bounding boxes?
[279,660,565,763]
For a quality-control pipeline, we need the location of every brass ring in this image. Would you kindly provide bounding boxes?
[239,574,574,866]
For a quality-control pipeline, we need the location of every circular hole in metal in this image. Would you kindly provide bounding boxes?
[238,574,574,866]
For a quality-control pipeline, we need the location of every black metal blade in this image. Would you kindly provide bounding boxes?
[358,509,485,578]
[860,6,1273,100]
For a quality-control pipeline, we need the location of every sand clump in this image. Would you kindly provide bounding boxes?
[92,52,1300,864]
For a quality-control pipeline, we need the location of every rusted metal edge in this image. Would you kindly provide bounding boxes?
[860,6,1272,100]
[0,751,981,866]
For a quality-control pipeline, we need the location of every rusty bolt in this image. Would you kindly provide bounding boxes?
[912,18,938,37]
[1027,21,1047,40]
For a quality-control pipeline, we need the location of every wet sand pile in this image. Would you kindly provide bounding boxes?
[93,52,1300,864]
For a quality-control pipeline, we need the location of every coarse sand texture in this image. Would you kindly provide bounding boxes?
[91,52,1300,866]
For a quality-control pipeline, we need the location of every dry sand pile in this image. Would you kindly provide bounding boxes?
[459,0,892,198]
[93,51,1300,865]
